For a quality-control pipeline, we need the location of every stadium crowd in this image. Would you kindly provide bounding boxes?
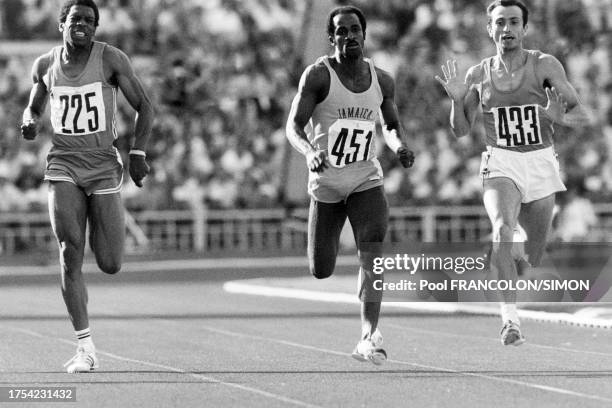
[0,0,611,212]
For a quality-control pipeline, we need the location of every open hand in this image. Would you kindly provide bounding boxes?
[435,59,468,102]
[544,86,567,123]
[306,149,329,173]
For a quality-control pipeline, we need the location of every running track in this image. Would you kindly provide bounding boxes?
[1,257,611,408]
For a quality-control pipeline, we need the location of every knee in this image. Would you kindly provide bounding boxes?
[358,223,387,244]
[491,221,514,244]
[309,258,334,280]
[310,266,334,280]
[97,259,121,275]
[58,238,85,264]
[526,253,542,268]
[523,240,546,268]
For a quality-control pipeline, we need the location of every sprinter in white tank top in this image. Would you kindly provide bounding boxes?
[286,5,415,365]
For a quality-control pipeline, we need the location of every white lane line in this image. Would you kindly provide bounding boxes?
[175,323,612,404]
[385,323,612,358]
[224,281,468,313]
[388,359,612,403]
[223,280,612,328]
[0,324,323,408]
[0,256,358,276]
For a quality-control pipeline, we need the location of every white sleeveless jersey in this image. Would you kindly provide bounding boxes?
[308,56,384,168]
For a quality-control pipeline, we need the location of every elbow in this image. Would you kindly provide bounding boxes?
[285,119,303,140]
[566,106,596,128]
[383,122,400,133]
[145,100,155,118]
[285,122,294,140]
[451,128,469,139]
[136,98,155,118]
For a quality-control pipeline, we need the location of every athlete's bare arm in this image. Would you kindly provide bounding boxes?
[537,54,593,128]
[104,45,154,187]
[286,62,330,172]
[21,53,52,140]
[377,68,414,168]
[436,60,481,138]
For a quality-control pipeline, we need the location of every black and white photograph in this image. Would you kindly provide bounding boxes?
[1,0,612,406]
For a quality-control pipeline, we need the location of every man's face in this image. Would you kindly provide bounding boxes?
[330,13,365,59]
[60,5,96,48]
[487,5,526,52]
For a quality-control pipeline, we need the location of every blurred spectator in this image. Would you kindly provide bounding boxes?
[96,0,136,53]
[2,0,27,39]
[0,0,611,211]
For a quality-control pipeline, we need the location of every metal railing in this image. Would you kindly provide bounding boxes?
[2,204,611,255]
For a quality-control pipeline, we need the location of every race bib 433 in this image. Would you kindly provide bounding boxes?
[493,104,542,148]
[327,119,375,168]
[50,82,107,135]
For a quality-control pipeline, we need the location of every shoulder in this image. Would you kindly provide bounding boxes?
[102,43,134,73]
[533,50,565,74]
[32,49,55,79]
[465,61,485,84]
[299,58,330,93]
[373,65,395,96]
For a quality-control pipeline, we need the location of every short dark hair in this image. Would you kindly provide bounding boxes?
[487,0,529,27]
[327,6,366,37]
[59,0,99,27]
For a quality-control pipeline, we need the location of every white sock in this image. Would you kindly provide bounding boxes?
[500,304,520,325]
[75,328,95,351]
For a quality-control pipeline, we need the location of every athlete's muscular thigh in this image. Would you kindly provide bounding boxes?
[308,199,347,279]
[88,192,125,274]
[483,178,522,241]
[346,186,388,246]
[48,182,88,252]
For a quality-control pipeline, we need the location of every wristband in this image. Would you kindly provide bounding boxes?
[129,149,146,157]
[386,139,403,154]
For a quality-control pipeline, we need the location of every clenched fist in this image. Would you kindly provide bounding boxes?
[128,154,150,187]
[21,119,38,140]
[396,144,415,168]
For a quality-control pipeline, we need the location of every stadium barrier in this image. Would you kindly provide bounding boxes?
[1,205,611,255]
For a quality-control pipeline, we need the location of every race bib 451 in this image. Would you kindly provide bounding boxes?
[327,119,375,168]
[50,82,107,135]
[493,104,542,148]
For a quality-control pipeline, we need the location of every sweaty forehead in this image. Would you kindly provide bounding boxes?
[333,13,361,30]
[67,5,95,18]
[490,5,523,22]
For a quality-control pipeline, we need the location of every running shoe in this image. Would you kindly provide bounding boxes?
[64,347,99,373]
[500,321,525,346]
[352,329,387,365]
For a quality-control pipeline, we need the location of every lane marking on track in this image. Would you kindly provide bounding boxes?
[385,323,612,358]
[223,280,612,329]
[388,359,612,403]
[172,323,612,404]
[0,324,324,408]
